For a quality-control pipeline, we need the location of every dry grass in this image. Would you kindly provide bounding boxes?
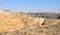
[45,19,60,25]
[0,11,44,32]
[0,11,60,35]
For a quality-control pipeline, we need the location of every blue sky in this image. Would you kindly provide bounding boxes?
[0,0,60,12]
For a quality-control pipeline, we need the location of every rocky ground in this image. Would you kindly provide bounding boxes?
[0,10,60,35]
[6,19,60,35]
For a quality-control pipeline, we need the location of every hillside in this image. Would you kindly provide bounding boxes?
[0,10,60,35]
[0,10,44,32]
